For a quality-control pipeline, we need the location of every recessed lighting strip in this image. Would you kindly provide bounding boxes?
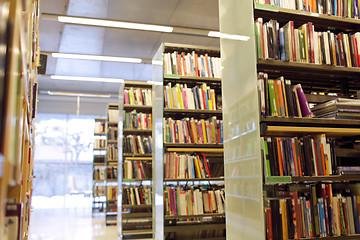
[40,91,113,98]
[51,52,143,63]
[50,75,125,83]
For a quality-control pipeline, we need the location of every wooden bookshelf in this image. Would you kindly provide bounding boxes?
[123,178,152,182]
[166,148,224,153]
[123,204,152,209]
[123,153,152,157]
[165,213,225,219]
[164,74,221,83]
[123,212,152,219]
[164,224,226,232]
[261,116,360,128]
[164,143,223,148]
[123,129,152,134]
[164,108,223,116]
[164,177,224,182]
[261,125,360,137]
[124,104,152,112]
[265,175,360,184]
[124,157,152,161]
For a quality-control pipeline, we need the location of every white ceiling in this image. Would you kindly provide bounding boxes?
[37,0,220,115]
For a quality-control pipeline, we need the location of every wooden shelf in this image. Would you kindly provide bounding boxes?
[261,125,360,137]
[164,223,226,232]
[107,179,117,182]
[93,180,105,183]
[166,148,223,153]
[107,140,117,143]
[265,175,360,184]
[288,234,360,240]
[164,143,223,148]
[94,132,106,135]
[124,80,153,88]
[123,178,152,182]
[123,154,152,157]
[108,121,118,125]
[164,108,223,116]
[124,157,152,161]
[254,3,360,32]
[123,229,152,236]
[123,129,152,134]
[261,116,360,128]
[93,164,106,167]
[164,177,224,182]
[124,105,152,112]
[123,204,152,209]
[165,213,225,220]
[123,212,152,219]
[93,148,106,150]
[164,74,221,83]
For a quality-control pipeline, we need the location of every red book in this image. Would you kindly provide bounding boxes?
[308,22,315,63]
[353,36,359,67]
[201,153,211,178]
[265,208,273,240]
[290,21,297,62]
[201,89,207,110]
[139,188,144,204]
[177,54,182,75]
[291,192,301,239]
[181,52,187,76]
[194,53,199,77]
[342,200,349,235]
[204,54,210,77]
[217,120,221,144]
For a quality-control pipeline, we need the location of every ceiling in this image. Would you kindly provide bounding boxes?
[37,0,220,115]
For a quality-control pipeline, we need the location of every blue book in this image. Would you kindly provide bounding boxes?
[193,86,200,109]
[219,120,223,144]
[175,124,179,143]
[279,28,286,61]
[204,89,209,110]
[334,0,337,16]
[318,199,327,237]
[191,157,196,178]
[352,195,360,233]
[355,0,359,19]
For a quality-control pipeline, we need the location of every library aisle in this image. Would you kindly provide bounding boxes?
[29,208,118,240]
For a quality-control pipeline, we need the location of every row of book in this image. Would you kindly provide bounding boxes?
[255,18,360,68]
[93,185,105,197]
[163,117,223,144]
[124,87,152,106]
[124,110,152,130]
[107,144,118,161]
[108,108,119,123]
[164,83,218,110]
[312,97,360,119]
[265,184,360,239]
[107,126,117,140]
[163,51,221,78]
[123,160,152,179]
[261,135,335,177]
[94,155,105,164]
[94,139,106,149]
[164,152,212,179]
[164,186,225,216]
[107,167,118,180]
[94,169,106,181]
[122,186,152,205]
[123,135,152,155]
[258,73,313,117]
[255,0,360,19]
[94,121,106,134]
[107,186,118,201]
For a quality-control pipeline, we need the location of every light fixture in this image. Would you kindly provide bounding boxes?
[51,52,142,63]
[57,15,173,33]
[208,31,250,41]
[50,75,125,83]
[43,91,112,98]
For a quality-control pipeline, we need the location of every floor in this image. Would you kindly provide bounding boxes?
[29,208,118,240]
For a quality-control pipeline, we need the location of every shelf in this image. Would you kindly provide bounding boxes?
[164,177,224,182]
[123,154,152,157]
[261,116,360,128]
[164,108,223,116]
[93,148,106,151]
[123,204,152,209]
[107,140,117,143]
[108,121,118,125]
[123,229,153,236]
[123,178,152,182]
[164,223,226,232]
[164,143,223,148]
[165,213,225,220]
[94,132,106,135]
[254,3,360,32]
[123,129,152,134]
[124,104,152,112]
[93,164,106,167]
[265,175,360,184]
[107,179,118,182]
[166,148,223,153]
[123,212,152,219]
[93,180,106,183]
[261,125,360,137]
[107,161,118,165]
[287,234,360,240]
[164,74,221,83]
[124,157,152,161]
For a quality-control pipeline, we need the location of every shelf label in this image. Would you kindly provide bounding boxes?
[255,3,279,12]
[164,74,180,79]
[266,176,291,184]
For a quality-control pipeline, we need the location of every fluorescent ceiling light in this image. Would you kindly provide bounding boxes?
[52,52,142,63]
[208,31,250,41]
[45,91,112,98]
[57,16,173,33]
[50,75,124,83]
[151,60,163,66]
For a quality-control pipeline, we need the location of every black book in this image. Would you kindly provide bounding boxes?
[310,184,320,237]
[291,89,300,117]
[286,198,295,239]
[285,80,295,117]
[329,139,337,175]
[268,25,275,59]
[283,138,292,176]
[349,34,356,67]
[320,33,326,65]
[270,199,283,240]
[303,136,315,176]
[334,35,341,66]
[264,74,270,116]
[298,139,307,176]
[267,138,279,176]
[315,139,324,176]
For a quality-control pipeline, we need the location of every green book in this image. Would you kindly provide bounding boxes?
[268,80,278,116]
[254,23,261,59]
[298,31,305,63]
[339,197,346,235]
[261,138,271,177]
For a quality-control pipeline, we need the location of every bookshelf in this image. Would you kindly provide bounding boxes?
[120,81,153,239]
[219,1,360,239]
[152,43,226,240]
[92,118,107,215]
[0,0,39,239]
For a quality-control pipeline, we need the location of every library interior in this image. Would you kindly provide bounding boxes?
[3,0,360,239]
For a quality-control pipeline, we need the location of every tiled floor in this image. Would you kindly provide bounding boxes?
[29,208,118,240]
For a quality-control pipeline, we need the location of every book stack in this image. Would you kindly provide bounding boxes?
[261,135,335,177]
[123,160,152,179]
[123,135,152,154]
[95,121,106,133]
[122,186,152,205]
[124,87,152,106]
[107,167,118,180]
[107,144,118,161]
[255,0,360,19]
[164,83,217,110]
[94,185,105,197]
[163,51,221,78]
[107,126,117,140]
[258,73,313,117]
[311,98,360,119]
[164,186,225,216]
[255,18,360,68]
[164,152,212,179]
[163,117,223,144]
[124,110,152,130]
[94,169,106,181]
[107,186,118,201]
[265,184,360,239]
[94,139,106,149]
[94,155,105,164]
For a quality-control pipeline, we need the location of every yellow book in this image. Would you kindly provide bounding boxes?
[280,77,289,117]
[299,24,309,63]
[345,34,352,67]
[201,119,207,144]
[207,88,212,110]
[211,90,216,110]
[281,199,288,240]
[195,156,202,178]
[176,84,184,109]
[129,87,134,105]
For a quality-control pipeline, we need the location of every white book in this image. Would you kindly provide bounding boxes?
[346,196,355,234]
[215,190,224,214]
[263,24,268,59]
[135,188,141,205]
[186,88,195,109]
[324,32,331,65]
[198,88,204,110]
[108,109,119,122]
[294,29,301,62]
[313,32,320,64]
[198,191,204,214]
[343,34,351,67]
